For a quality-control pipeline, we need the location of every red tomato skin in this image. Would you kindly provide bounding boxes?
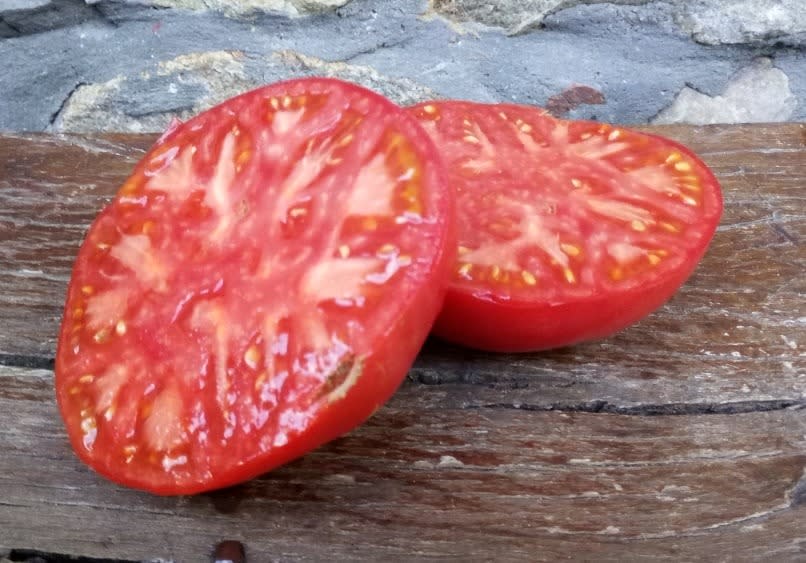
[55,78,455,495]
[433,251,708,353]
[411,102,723,353]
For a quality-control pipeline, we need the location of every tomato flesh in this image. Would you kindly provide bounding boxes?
[56,78,454,494]
[409,101,722,352]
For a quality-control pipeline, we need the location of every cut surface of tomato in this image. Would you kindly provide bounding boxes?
[56,78,454,495]
[409,101,722,352]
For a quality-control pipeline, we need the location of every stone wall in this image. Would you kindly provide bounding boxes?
[1,0,803,132]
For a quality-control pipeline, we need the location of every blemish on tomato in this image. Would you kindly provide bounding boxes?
[674,161,692,172]
[422,104,437,115]
[457,263,473,279]
[325,356,364,404]
[608,130,622,141]
[81,285,94,296]
[115,320,127,336]
[564,268,577,284]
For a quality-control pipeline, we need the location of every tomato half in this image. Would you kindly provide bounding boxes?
[55,78,454,495]
[408,101,722,352]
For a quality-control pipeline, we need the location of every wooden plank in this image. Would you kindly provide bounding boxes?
[1,365,805,561]
[1,125,803,408]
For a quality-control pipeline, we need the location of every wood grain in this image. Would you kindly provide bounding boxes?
[2,365,805,561]
[3,125,802,408]
[1,124,805,560]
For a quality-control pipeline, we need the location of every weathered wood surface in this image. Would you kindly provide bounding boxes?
[0,124,805,561]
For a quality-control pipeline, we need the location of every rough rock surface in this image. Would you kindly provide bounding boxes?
[653,58,798,125]
[53,49,437,132]
[677,0,806,46]
[0,0,804,132]
[426,0,652,35]
[98,0,353,18]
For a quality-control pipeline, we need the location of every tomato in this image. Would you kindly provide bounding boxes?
[408,101,722,352]
[55,78,454,495]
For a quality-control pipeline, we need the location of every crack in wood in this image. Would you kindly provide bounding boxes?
[468,399,806,416]
[0,354,54,370]
[5,549,145,563]
[789,470,806,508]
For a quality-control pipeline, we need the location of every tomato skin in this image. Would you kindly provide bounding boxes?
[410,102,722,353]
[55,78,455,495]
[434,247,706,353]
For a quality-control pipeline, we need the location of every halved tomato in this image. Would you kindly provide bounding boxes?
[408,101,722,352]
[55,78,454,495]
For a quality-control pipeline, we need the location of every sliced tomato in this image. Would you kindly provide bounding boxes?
[408,101,722,352]
[56,78,454,495]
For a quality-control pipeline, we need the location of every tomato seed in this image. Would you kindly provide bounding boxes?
[631,220,647,232]
[521,270,537,286]
[244,346,261,370]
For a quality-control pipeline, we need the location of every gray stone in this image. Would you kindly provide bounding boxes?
[101,0,352,18]
[0,0,105,35]
[676,0,806,46]
[52,49,437,133]
[652,58,798,124]
[427,0,806,45]
[0,0,50,10]
[1,0,805,132]
[270,50,437,105]
[425,0,650,35]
